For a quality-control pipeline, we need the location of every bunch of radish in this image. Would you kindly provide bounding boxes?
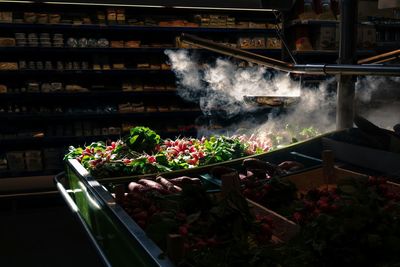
[232,134,272,155]
[159,138,205,167]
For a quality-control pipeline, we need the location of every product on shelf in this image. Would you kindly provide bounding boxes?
[295,37,313,51]
[37,13,48,24]
[97,38,109,48]
[317,0,336,20]
[251,37,266,48]
[249,22,267,29]
[6,151,25,171]
[124,40,140,48]
[65,84,88,92]
[24,150,42,171]
[96,11,106,24]
[118,103,132,113]
[78,38,88,48]
[107,8,117,23]
[24,12,36,23]
[53,34,64,47]
[51,82,63,91]
[266,37,282,49]
[165,85,175,91]
[110,40,124,48]
[0,62,18,70]
[0,38,15,46]
[41,83,52,92]
[36,61,44,69]
[0,155,7,171]
[112,63,125,69]
[49,14,61,24]
[161,63,171,70]
[137,63,150,69]
[359,24,377,49]
[116,8,125,24]
[158,106,170,112]
[238,37,251,48]
[298,0,317,20]
[0,84,6,93]
[146,106,158,112]
[314,26,336,50]
[0,11,12,23]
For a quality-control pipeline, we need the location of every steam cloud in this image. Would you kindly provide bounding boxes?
[165,49,336,137]
[165,49,399,136]
[356,76,400,129]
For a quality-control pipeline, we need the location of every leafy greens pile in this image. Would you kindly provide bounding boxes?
[65,126,318,178]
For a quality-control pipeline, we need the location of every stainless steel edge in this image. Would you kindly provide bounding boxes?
[67,160,176,267]
[54,172,112,267]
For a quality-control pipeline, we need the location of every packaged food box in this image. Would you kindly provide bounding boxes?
[266,37,282,49]
[124,40,140,48]
[107,8,116,22]
[295,37,313,51]
[251,37,266,48]
[238,37,251,48]
[0,84,7,93]
[314,26,336,50]
[49,14,61,24]
[116,9,125,24]
[360,24,376,49]
[6,151,25,171]
[249,22,267,29]
[27,82,40,92]
[97,11,106,24]
[111,40,124,48]
[37,13,48,24]
[0,62,18,70]
[0,155,7,171]
[0,11,13,23]
[0,38,16,47]
[24,12,36,23]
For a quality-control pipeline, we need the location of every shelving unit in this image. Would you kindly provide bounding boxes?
[0,2,280,184]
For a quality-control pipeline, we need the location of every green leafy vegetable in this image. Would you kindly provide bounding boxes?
[125,126,161,154]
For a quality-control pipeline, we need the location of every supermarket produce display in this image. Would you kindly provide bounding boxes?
[65,126,320,178]
[61,127,400,267]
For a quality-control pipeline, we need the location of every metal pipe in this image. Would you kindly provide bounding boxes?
[179,33,400,76]
[358,49,400,64]
[336,0,358,130]
[180,33,294,72]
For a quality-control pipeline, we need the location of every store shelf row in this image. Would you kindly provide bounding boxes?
[0,90,178,99]
[0,69,175,77]
[0,22,279,33]
[0,47,282,55]
[285,19,381,28]
[0,110,202,121]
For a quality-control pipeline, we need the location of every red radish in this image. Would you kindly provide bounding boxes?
[293,212,303,223]
[147,156,156,163]
[179,225,189,236]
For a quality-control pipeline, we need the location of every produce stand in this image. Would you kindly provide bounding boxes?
[57,127,400,266]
